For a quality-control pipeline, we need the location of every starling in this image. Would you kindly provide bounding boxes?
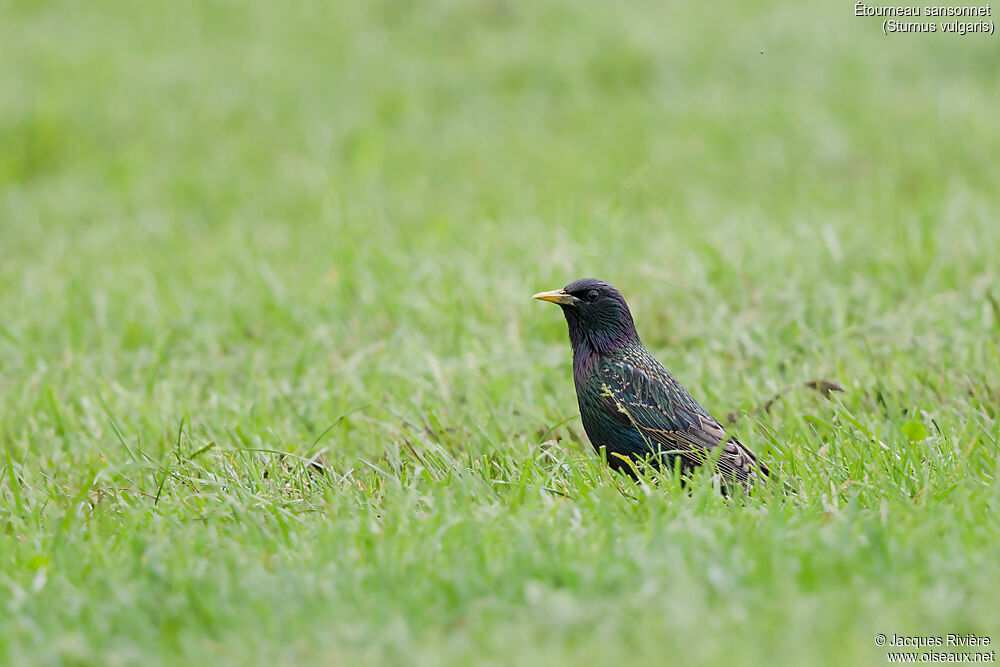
[534,278,768,489]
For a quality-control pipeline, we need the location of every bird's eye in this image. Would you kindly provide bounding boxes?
[586,290,599,302]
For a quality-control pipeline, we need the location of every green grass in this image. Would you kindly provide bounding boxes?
[2,1,1000,665]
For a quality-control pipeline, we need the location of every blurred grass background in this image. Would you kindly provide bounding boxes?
[1,1,999,665]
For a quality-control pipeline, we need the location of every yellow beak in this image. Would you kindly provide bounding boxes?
[532,289,576,305]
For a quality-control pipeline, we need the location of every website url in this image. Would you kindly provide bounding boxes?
[887,651,996,663]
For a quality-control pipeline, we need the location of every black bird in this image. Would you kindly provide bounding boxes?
[534,278,768,490]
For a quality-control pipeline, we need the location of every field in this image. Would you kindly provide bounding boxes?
[2,1,999,665]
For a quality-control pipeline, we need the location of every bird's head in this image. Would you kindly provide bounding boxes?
[533,278,639,355]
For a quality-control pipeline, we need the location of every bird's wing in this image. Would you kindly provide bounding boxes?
[597,357,765,484]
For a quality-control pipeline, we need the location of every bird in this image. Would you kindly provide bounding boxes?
[534,278,768,491]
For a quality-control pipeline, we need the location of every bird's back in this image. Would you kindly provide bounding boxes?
[574,341,766,487]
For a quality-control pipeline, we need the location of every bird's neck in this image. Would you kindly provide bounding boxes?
[567,317,639,377]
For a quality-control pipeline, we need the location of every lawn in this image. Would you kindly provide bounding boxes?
[2,1,999,665]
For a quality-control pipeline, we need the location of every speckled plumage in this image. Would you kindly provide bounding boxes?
[535,278,767,490]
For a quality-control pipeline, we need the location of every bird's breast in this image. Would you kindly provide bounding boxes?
[574,366,644,458]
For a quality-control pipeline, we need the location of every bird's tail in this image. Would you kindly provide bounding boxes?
[729,439,798,496]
